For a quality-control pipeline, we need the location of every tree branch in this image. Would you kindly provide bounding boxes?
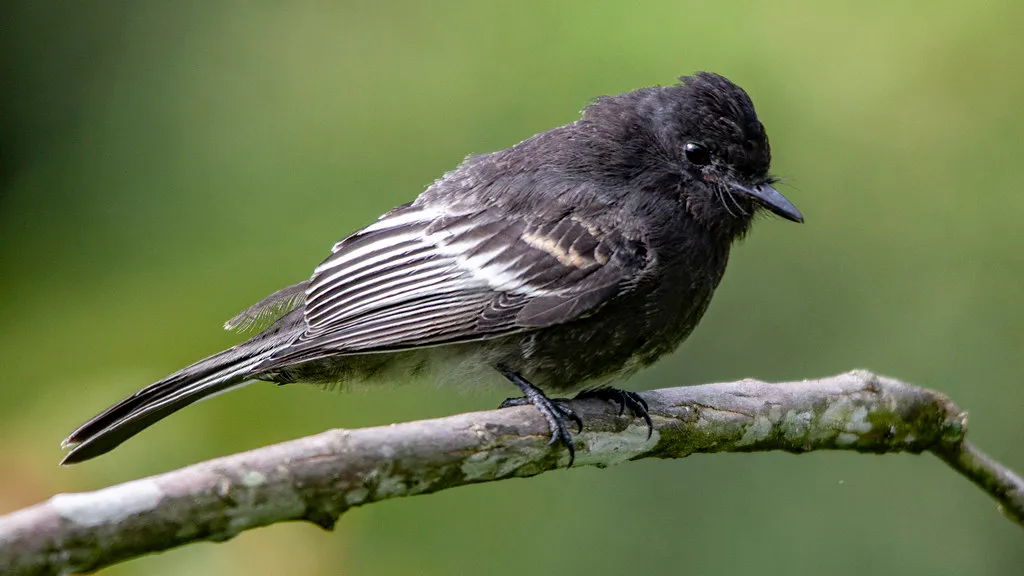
[1,370,1021,575]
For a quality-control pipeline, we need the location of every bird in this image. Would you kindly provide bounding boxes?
[61,72,803,466]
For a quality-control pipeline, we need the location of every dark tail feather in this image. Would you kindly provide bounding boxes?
[61,346,273,465]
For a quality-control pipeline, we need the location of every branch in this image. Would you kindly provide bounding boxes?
[1,370,1021,575]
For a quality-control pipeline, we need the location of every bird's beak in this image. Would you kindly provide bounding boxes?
[729,182,804,223]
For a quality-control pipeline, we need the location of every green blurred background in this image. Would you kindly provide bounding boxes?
[3,1,1022,574]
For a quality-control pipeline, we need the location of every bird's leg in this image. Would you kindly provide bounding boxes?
[497,367,582,466]
[574,387,653,439]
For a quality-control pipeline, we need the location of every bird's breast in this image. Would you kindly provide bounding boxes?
[500,233,730,392]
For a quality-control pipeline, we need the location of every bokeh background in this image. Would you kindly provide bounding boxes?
[3,1,1023,574]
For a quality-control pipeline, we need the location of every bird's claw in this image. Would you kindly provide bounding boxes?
[498,396,582,434]
[576,387,653,439]
[498,369,582,467]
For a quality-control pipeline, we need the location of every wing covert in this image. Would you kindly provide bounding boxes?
[274,204,647,362]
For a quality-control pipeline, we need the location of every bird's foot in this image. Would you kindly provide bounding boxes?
[575,387,653,439]
[498,369,582,467]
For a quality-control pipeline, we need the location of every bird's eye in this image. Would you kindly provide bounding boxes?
[684,142,710,166]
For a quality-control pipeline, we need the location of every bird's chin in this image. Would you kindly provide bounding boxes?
[685,188,757,240]
[711,188,757,223]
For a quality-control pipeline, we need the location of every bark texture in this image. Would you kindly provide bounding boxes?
[1,370,1020,575]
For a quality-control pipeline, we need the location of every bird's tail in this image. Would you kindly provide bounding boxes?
[60,343,276,465]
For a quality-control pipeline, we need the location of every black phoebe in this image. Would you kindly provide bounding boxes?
[61,72,802,466]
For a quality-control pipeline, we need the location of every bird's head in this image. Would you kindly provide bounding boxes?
[666,72,802,233]
[582,72,803,237]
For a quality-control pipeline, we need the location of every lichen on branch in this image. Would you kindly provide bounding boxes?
[0,371,1020,576]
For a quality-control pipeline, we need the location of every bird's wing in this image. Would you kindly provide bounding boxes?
[270,202,648,363]
[223,281,309,334]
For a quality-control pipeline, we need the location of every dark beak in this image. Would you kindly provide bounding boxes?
[729,182,804,223]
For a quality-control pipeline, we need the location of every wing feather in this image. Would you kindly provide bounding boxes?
[267,203,647,364]
[306,262,460,327]
[224,281,309,334]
